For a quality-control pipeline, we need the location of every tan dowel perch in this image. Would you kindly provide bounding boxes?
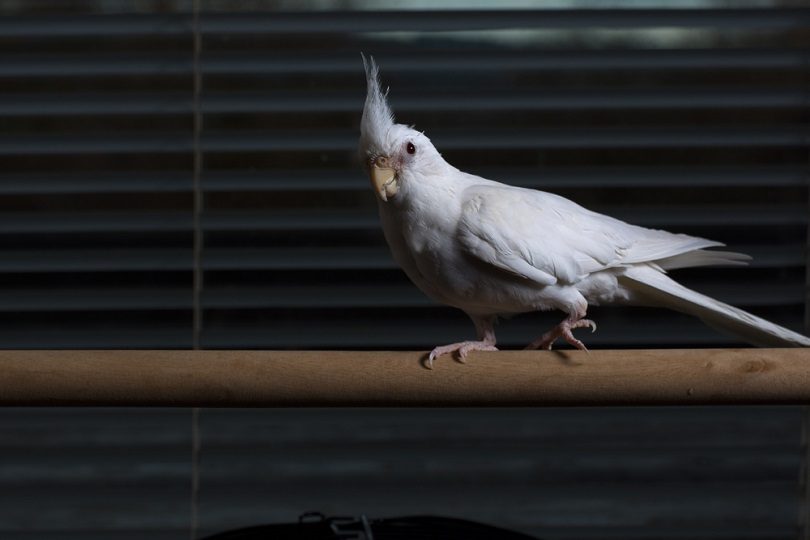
[1,349,809,406]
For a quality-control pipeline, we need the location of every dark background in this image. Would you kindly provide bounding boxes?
[0,1,808,539]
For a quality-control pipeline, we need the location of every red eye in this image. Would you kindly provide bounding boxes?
[406,142,416,155]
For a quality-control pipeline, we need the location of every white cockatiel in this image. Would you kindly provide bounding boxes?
[358,56,810,367]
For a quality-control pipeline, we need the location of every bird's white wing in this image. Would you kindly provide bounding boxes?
[456,183,730,285]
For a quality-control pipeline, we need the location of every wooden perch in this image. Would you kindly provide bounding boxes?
[1,349,809,407]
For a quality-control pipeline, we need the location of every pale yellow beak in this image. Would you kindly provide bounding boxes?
[369,155,399,202]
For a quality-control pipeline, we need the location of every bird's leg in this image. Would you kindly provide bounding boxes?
[526,315,597,351]
[427,315,498,369]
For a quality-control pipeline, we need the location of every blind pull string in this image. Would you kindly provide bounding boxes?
[190,0,203,539]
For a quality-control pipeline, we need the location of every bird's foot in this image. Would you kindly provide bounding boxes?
[525,319,597,351]
[427,340,498,369]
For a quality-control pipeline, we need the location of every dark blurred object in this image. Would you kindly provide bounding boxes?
[202,512,542,540]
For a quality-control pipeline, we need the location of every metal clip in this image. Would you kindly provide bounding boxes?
[328,515,374,540]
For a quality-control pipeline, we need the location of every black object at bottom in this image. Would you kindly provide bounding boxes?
[202,513,542,540]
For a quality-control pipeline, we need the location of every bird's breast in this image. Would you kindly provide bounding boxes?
[380,203,521,313]
[377,202,465,303]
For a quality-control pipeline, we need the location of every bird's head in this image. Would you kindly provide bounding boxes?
[359,55,444,203]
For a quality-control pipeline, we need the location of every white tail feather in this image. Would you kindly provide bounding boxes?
[655,249,752,271]
[621,265,810,347]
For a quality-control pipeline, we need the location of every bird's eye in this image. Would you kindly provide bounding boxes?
[406,142,416,155]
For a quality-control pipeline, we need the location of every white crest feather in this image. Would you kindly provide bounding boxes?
[360,54,395,160]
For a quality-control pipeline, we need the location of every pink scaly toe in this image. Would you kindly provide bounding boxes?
[526,318,597,351]
[427,340,498,369]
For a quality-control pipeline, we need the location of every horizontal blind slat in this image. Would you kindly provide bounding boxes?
[0,14,190,37]
[1,88,803,117]
[0,243,800,274]
[197,283,803,310]
[2,9,807,39]
[3,127,804,156]
[0,289,191,311]
[201,9,810,33]
[202,49,809,74]
[3,49,803,79]
[198,127,810,153]
[201,207,808,231]
[0,165,804,195]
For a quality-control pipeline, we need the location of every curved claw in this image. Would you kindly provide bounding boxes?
[426,340,497,369]
[426,350,438,370]
[527,317,598,351]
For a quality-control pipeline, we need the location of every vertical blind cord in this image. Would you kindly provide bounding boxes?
[191,407,201,540]
[191,0,203,349]
[799,50,810,540]
[190,1,203,539]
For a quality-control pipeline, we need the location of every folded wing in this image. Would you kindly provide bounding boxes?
[456,183,749,286]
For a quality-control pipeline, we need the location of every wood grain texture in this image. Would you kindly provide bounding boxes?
[1,348,809,406]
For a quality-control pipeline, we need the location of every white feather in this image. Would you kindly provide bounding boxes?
[621,265,810,347]
[359,54,395,162]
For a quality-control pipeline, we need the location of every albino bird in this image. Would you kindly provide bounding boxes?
[358,56,810,367]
